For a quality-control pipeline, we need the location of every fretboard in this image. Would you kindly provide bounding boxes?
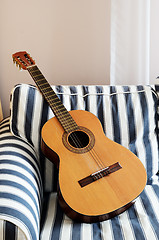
[27,65,78,133]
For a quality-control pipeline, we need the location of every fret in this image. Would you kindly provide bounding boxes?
[45,93,61,106]
[33,75,45,81]
[31,69,40,73]
[29,66,38,71]
[29,66,39,72]
[46,95,57,102]
[60,116,74,124]
[46,92,60,100]
[39,82,49,88]
[36,79,48,85]
[46,95,64,106]
[34,74,43,78]
[49,99,64,107]
[52,105,68,112]
[44,93,62,107]
[27,65,78,133]
[46,95,57,101]
[29,69,41,77]
[40,86,50,91]
[40,86,54,94]
[45,89,54,94]
[36,80,50,88]
[51,106,69,116]
[60,121,77,131]
[61,115,74,122]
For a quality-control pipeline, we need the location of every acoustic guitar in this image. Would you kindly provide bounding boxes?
[12,51,147,223]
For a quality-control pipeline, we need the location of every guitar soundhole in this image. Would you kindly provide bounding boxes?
[68,130,89,149]
[62,126,95,154]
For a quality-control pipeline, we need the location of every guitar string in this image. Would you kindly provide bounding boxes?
[42,83,107,172]
[27,67,128,206]
[29,68,100,153]
[30,68,107,174]
[50,94,108,174]
[52,104,107,173]
[28,67,107,173]
[44,90,107,172]
[69,132,107,176]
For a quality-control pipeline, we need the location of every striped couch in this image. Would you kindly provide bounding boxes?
[0,84,159,240]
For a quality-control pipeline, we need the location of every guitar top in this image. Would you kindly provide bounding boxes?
[12,51,147,223]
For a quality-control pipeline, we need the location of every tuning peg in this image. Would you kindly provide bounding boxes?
[19,65,22,70]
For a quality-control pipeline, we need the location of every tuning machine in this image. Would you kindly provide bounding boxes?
[13,57,22,70]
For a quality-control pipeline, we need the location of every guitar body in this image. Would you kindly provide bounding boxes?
[41,110,147,222]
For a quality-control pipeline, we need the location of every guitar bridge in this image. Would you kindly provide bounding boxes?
[78,162,122,188]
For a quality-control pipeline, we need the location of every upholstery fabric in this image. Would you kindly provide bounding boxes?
[10,84,159,191]
[0,118,42,240]
[155,85,159,138]
[40,186,159,240]
[0,83,158,239]
[0,219,26,240]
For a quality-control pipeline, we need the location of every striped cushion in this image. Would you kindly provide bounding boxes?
[40,185,159,240]
[154,85,159,138]
[10,84,159,191]
[0,118,42,240]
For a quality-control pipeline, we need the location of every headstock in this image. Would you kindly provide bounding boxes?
[12,51,35,70]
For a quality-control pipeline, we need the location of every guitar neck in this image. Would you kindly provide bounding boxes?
[27,65,78,133]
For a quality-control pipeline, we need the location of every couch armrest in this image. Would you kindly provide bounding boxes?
[0,118,43,240]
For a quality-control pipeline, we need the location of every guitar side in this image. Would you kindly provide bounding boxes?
[41,110,147,222]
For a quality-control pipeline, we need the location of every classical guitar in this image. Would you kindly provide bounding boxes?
[12,51,147,223]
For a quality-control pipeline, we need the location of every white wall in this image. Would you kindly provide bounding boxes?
[0,0,159,117]
[0,0,110,117]
[150,0,159,81]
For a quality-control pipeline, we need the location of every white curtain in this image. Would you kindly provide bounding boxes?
[110,0,150,85]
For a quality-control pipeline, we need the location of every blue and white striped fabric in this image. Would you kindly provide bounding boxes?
[0,219,28,240]
[0,118,42,240]
[154,85,159,139]
[10,84,159,190]
[5,83,159,240]
[40,186,159,240]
